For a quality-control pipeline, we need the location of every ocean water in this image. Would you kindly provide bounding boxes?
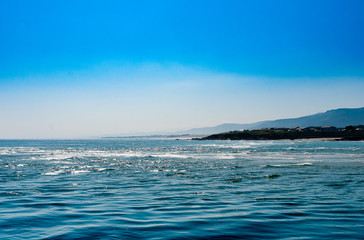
[1,139,364,240]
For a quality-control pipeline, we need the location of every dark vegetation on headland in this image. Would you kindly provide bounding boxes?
[193,125,364,141]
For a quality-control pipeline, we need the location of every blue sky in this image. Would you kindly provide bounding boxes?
[1,0,364,138]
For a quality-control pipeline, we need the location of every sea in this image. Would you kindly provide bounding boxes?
[1,138,363,240]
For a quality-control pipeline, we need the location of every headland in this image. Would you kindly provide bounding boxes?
[193,125,364,141]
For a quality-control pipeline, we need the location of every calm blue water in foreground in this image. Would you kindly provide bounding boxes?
[1,139,364,239]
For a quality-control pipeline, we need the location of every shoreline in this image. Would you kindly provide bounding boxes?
[193,126,364,141]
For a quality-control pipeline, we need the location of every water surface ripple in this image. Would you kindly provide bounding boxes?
[1,139,363,239]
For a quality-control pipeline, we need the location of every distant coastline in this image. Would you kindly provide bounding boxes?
[193,125,364,141]
[182,107,364,135]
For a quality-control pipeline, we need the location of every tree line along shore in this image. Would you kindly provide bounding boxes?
[193,125,364,141]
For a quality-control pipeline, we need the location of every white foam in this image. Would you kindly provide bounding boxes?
[42,170,65,176]
[71,169,90,174]
[151,153,191,159]
[292,162,313,166]
[217,155,236,159]
[262,164,283,167]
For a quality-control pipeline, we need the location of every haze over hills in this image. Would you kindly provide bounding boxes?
[181,107,364,135]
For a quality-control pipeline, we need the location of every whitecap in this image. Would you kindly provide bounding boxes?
[262,164,283,168]
[42,170,65,176]
[71,169,90,174]
[292,162,313,166]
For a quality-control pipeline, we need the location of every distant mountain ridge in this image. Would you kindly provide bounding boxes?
[181,107,364,135]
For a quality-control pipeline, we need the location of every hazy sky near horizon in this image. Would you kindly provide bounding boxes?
[1,0,364,139]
